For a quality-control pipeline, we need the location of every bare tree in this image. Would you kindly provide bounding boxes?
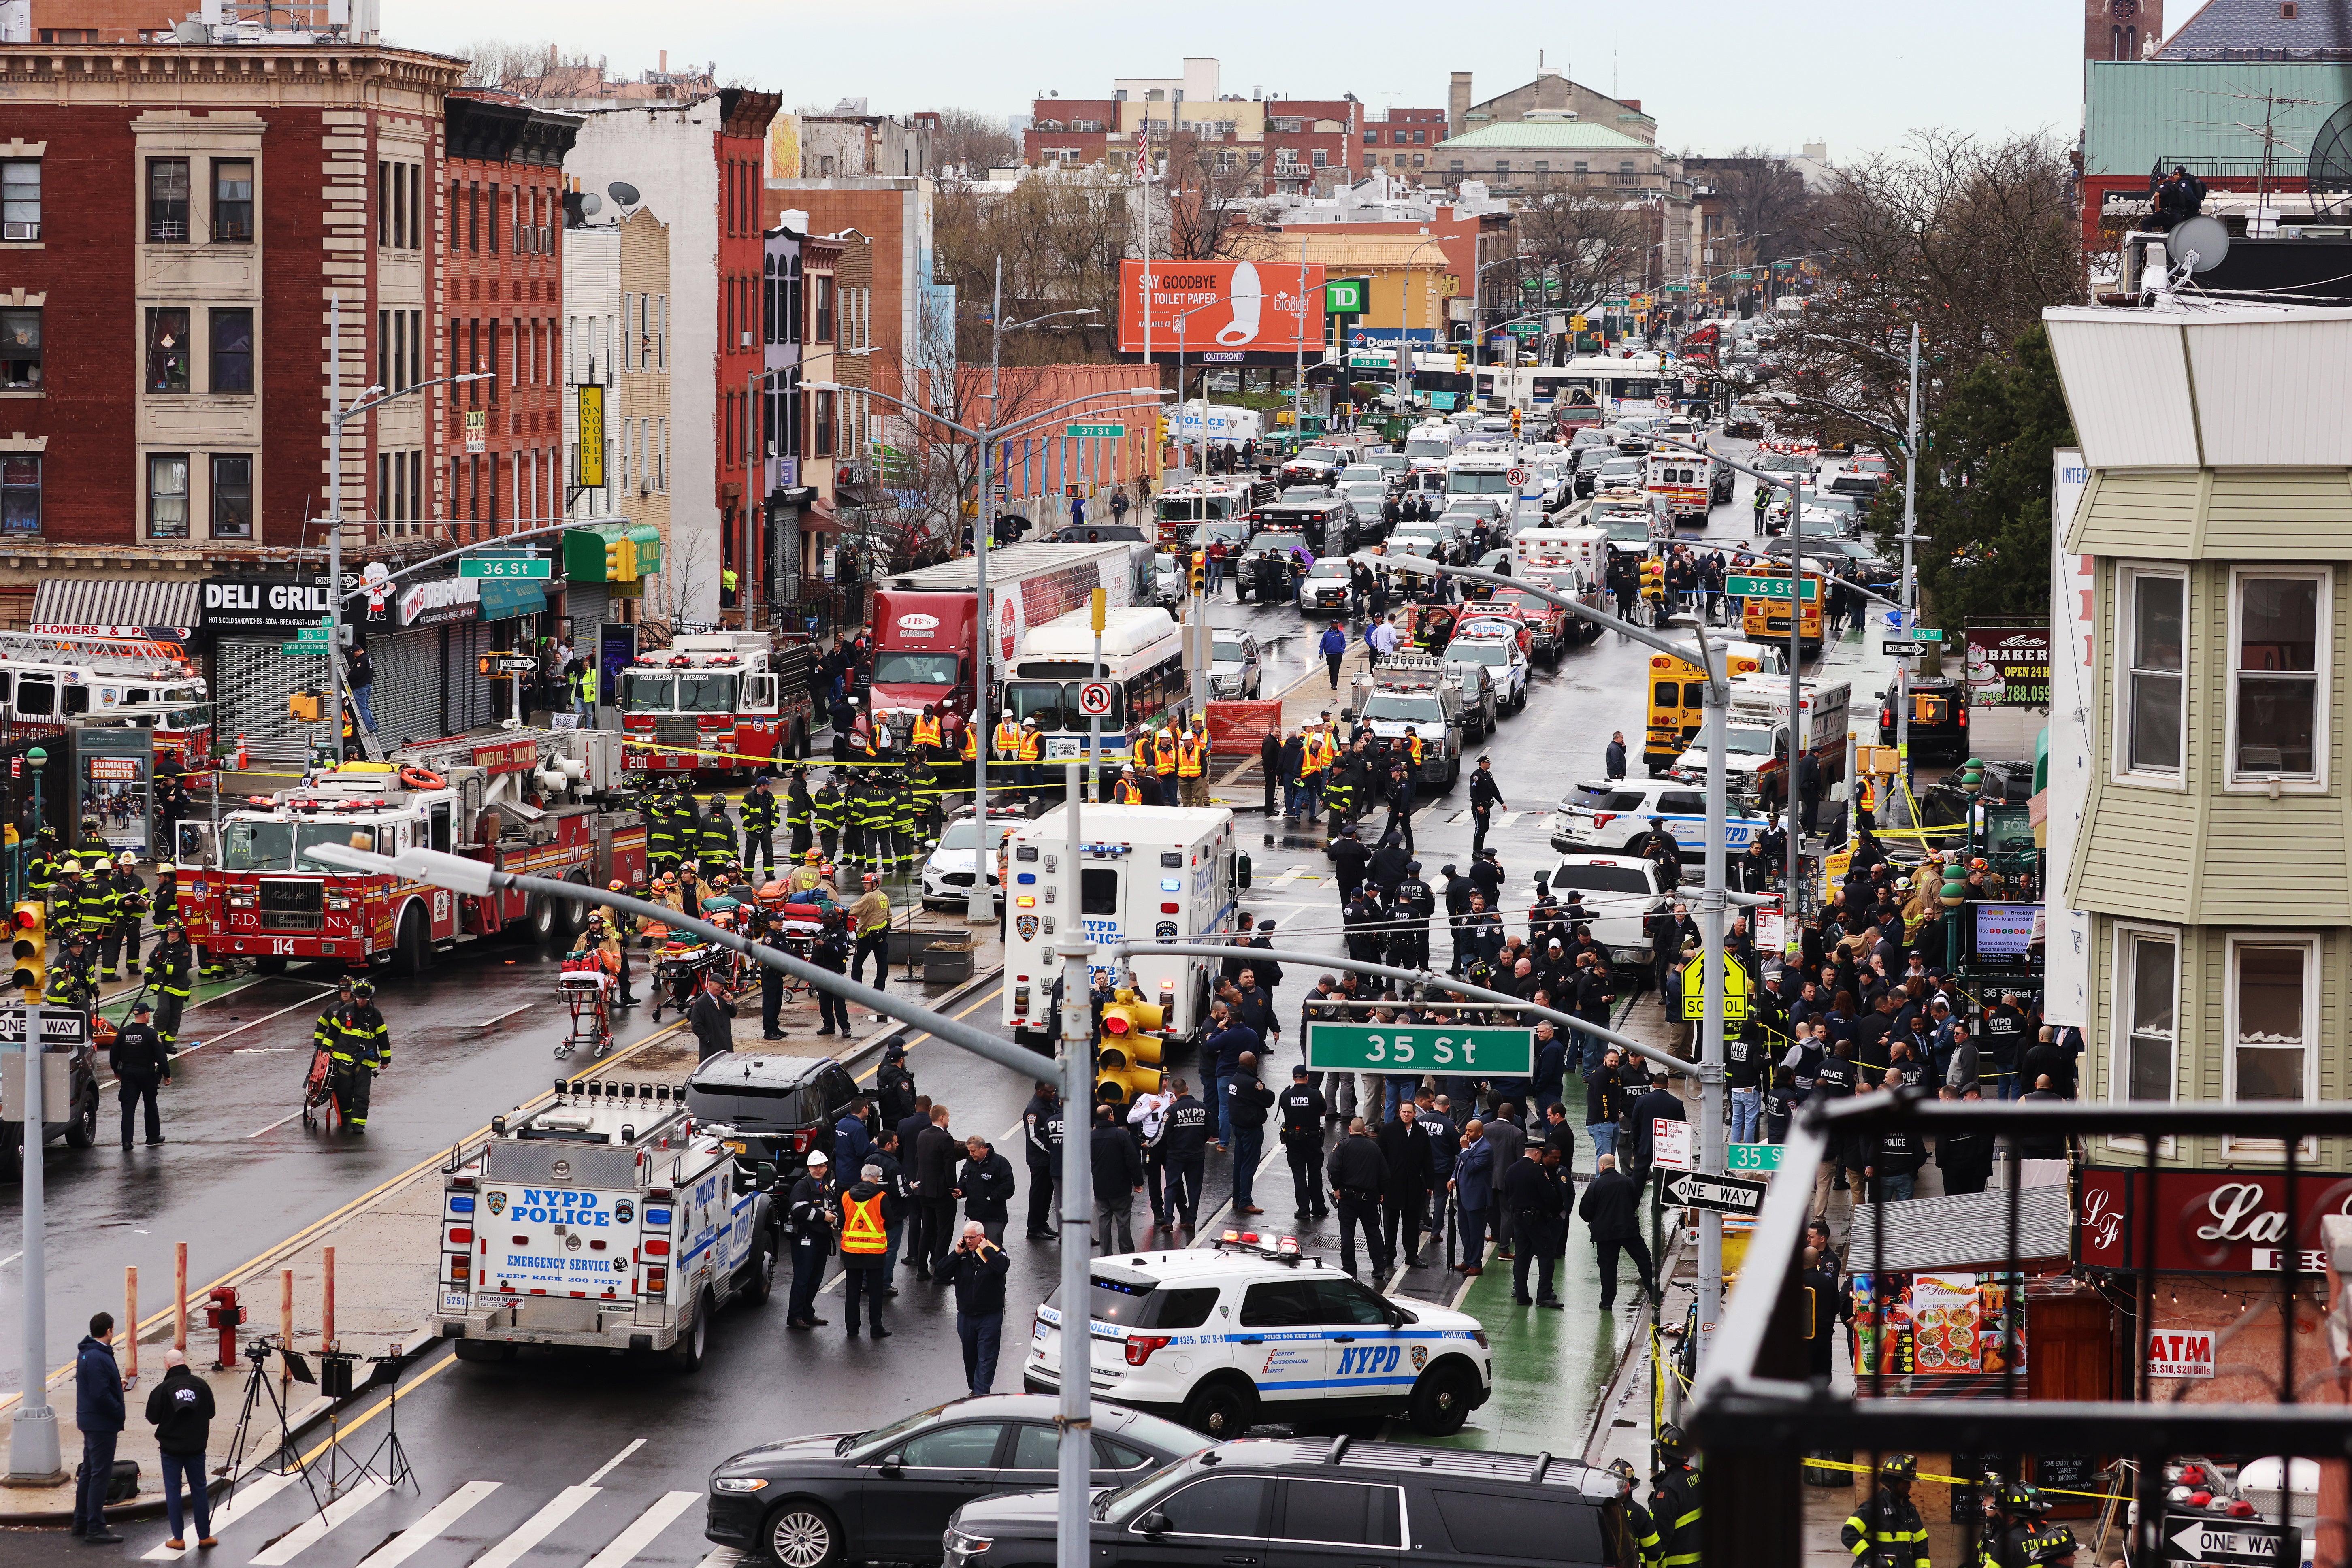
[1500,183,1654,316]
[931,108,1019,177]
[654,527,722,633]
[932,175,1130,363]
[1764,130,2081,455]
[1704,147,1818,270]
[450,39,594,89]
[1159,133,1258,261]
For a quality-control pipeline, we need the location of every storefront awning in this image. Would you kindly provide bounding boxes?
[32,577,200,639]
[561,522,664,583]
[1844,1185,2072,1275]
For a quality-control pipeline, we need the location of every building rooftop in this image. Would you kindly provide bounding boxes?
[2082,60,2352,174]
[1435,119,1647,152]
[2161,0,2352,58]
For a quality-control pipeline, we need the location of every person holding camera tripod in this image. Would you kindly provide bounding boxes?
[935,1221,1011,1396]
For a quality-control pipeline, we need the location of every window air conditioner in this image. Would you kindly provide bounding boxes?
[640,478,656,496]
[2,222,37,241]
[739,331,753,349]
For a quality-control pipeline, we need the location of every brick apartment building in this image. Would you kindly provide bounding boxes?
[439,89,578,543]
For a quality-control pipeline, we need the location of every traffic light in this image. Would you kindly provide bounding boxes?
[288,690,322,722]
[11,901,44,997]
[604,536,639,582]
[1640,557,1666,605]
[1510,407,1523,436]
[1189,550,1207,596]
[1453,351,1466,373]
[1095,988,1168,1104]
[1156,413,1171,446]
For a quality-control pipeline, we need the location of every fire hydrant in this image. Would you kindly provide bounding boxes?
[204,1285,246,1371]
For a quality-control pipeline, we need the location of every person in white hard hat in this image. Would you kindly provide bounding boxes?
[784,1150,835,1329]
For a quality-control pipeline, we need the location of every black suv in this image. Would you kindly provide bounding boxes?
[685,1055,867,1185]
[945,1437,1639,1568]
[1876,675,1970,764]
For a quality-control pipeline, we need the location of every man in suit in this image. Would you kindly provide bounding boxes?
[1376,1100,1434,1268]
[1578,1154,1658,1310]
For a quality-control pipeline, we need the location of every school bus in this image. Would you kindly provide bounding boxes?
[1643,639,1785,775]
[1738,569,1828,652]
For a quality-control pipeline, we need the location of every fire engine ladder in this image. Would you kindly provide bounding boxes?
[343,690,390,763]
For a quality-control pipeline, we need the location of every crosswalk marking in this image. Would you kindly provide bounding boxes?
[471,1485,601,1568]
[1495,811,1522,828]
[354,1481,502,1568]
[249,1476,388,1565]
[1271,864,1309,888]
[581,1492,702,1568]
[146,1471,299,1559]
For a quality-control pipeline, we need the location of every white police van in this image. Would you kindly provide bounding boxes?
[1547,776,1774,865]
[1023,1233,1493,1439]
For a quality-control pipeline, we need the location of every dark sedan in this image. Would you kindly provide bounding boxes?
[706,1394,1208,1568]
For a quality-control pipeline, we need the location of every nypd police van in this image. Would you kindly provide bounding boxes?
[1023,1234,1493,1439]
[1547,775,1775,865]
[1001,803,1245,1051]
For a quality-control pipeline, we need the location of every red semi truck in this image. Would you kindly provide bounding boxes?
[864,541,1155,751]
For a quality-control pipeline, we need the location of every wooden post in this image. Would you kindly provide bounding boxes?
[173,1241,187,1351]
[279,1268,294,1388]
[123,1267,138,1382]
[322,1246,335,1350]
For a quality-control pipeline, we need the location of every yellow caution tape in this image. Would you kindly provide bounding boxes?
[1800,1456,2122,1502]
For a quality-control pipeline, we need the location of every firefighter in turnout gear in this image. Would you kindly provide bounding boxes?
[26,832,62,909]
[143,919,196,1055]
[101,852,149,980]
[698,795,739,875]
[47,930,96,1012]
[785,769,815,860]
[1840,1454,1930,1568]
[812,774,845,863]
[1646,1425,1702,1568]
[666,789,703,875]
[891,775,919,875]
[739,775,781,874]
[332,979,389,1133]
[1606,1461,1653,1568]
[644,789,680,879]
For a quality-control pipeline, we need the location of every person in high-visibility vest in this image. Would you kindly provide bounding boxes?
[1116,770,1145,805]
[1176,724,1208,808]
[959,720,978,784]
[1016,718,1044,799]
[1153,727,1178,781]
[911,705,944,760]
[837,1161,893,1339]
[992,708,1023,799]
[1298,729,1332,824]
[1401,727,1425,768]
[1855,771,1879,833]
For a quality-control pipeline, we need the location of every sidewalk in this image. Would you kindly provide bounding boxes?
[0,951,1004,1525]
[1210,643,1379,815]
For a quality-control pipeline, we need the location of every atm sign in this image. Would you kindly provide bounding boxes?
[2147,1330,2215,1379]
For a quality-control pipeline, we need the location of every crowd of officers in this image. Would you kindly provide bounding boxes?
[640,764,954,891]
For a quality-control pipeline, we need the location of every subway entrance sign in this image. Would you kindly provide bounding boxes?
[1725,575,1820,601]
[1306,1023,1533,1076]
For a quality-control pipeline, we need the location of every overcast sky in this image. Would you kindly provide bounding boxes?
[386,0,2083,161]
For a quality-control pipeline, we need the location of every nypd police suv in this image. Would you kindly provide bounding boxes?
[1023,1232,1492,1438]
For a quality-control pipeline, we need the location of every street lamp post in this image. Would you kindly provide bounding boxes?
[803,379,1166,922]
[1397,237,1446,421]
[4,745,53,1485]
[325,294,490,761]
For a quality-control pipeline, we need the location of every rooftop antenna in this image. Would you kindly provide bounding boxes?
[2229,83,2320,228]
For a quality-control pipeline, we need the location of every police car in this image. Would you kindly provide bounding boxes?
[1548,777,1773,863]
[1023,1232,1493,1440]
[1441,615,1532,714]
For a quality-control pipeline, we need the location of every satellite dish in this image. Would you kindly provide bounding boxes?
[607,181,641,208]
[2306,101,2352,218]
[2167,216,2230,274]
[578,193,603,216]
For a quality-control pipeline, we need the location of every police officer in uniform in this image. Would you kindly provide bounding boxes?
[333,980,389,1134]
[1839,1454,1930,1568]
[1279,1065,1329,1220]
[1020,1081,1063,1240]
[1156,1077,1210,1233]
[111,999,171,1148]
[739,775,781,875]
[783,1150,835,1331]
[1395,860,1436,970]
[143,920,197,1055]
[1324,1116,1389,1276]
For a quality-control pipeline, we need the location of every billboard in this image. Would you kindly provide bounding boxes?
[1964,626,2052,707]
[1121,260,1325,354]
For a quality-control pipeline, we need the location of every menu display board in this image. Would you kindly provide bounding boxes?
[1851,1271,2026,1378]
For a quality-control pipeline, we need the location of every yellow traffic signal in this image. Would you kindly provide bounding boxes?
[11,901,45,996]
[1453,351,1466,373]
[1640,558,1666,600]
[604,537,639,582]
[1510,407,1523,435]
[1189,550,1207,595]
[1094,988,1168,1104]
[288,690,322,722]
[1156,414,1171,445]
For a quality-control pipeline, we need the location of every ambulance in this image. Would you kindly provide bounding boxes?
[999,803,1246,1052]
[434,1078,778,1368]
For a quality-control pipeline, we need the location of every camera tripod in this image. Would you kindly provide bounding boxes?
[352,1355,415,1491]
[222,1338,323,1515]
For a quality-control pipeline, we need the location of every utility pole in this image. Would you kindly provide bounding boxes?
[1052,766,1095,1568]
[969,257,1002,923]
[6,1007,61,1485]
[328,292,346,765]
[1897,322,1920,778]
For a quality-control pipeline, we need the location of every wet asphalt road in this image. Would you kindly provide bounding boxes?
[6,463,1817,1568]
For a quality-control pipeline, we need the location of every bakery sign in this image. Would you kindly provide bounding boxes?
[2078,1167,2352,1275]
[398,573,482,628]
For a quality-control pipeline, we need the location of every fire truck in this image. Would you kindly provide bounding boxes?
[617,631,817,779]
[435,1077,778,1368]
[175,728,643,975]
[0,631,214,770]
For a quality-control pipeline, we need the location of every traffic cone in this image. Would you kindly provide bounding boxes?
[234,734,249,770]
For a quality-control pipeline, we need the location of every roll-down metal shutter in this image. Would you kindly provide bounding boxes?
[363,626,443,749]
[214,640,330,763]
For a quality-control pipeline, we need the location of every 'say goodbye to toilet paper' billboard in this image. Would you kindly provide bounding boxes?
[1120,260,1329,354]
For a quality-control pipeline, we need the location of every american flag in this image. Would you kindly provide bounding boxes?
[1133,126,1150,181]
